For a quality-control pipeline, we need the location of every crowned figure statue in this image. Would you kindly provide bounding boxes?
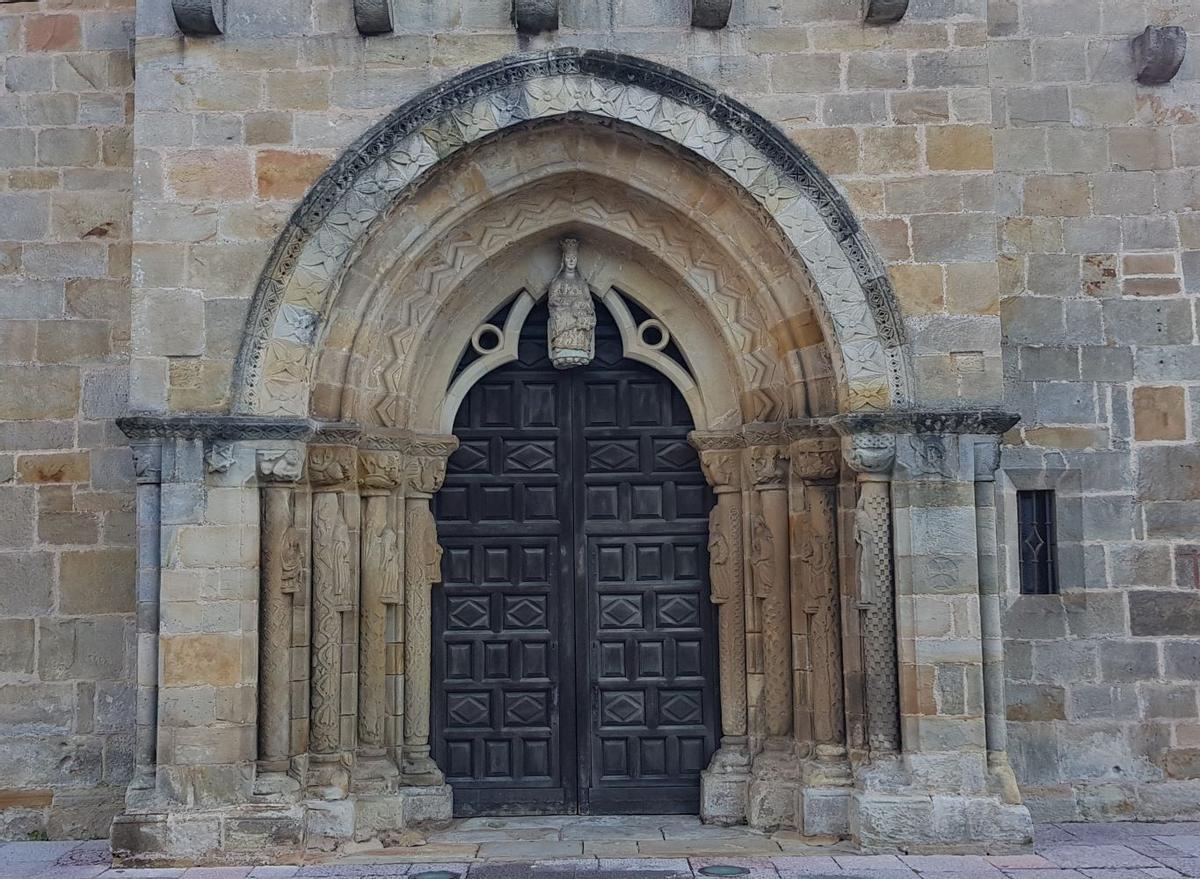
[547,237,596,369]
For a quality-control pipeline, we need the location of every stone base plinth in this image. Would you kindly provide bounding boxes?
[111,786,453,868]
[798,787,850,837]
[850,790,1034,854]
[700,769,749,826]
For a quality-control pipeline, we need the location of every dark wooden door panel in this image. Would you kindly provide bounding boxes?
[433,300,718,817]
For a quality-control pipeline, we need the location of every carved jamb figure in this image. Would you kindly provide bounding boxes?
[854,494,878,606]
[547,237,596,369]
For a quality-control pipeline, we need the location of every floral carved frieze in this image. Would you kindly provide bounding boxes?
[233,50,911,421]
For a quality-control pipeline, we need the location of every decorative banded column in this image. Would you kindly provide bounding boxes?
[695,438,752,824]
[974,439,1022,805]
[129,441,162,798]
[357,449,405,785]
[401,442,456,785]
[748,443,793,741]
[255,448,305,795]
[843,433,899,756]
[307,444,358,795]
[788,438,847,775]
[746,440,798,831]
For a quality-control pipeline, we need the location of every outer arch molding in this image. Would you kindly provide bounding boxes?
[233,49,911,418]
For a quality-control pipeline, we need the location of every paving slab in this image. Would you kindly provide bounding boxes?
[1158,836,1200,856]
[1147,859,1200,878]
[247,869,302,878]
[1037,846,1157,869]
[637,840,782,858]
[477,842,585,859]
[583,843,644,856]
[428,830,561,843]
[985,855,1056,869]
[0,840,83,862]
[771,855,841,874]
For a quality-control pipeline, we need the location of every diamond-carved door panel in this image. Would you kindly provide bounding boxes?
[432,300,717,817]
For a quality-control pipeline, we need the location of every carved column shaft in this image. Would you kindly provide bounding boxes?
[844,434,900,756]
[748,445,792,740]
[789,442,844,754]
[131,442,163,792]
[308,446,358,768]
[400,444,455,785]
[699,448,748,745]
[974,440,1021,803]
[358,450,405,774]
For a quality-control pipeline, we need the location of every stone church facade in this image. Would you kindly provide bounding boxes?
[0,0,1198,865]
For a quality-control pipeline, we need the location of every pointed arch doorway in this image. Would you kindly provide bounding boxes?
[432,295,720,817]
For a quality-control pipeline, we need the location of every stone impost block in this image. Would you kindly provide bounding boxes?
[1133,26,1187,86]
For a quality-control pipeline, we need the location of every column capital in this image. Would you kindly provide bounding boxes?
[131,441,163,485]
[841,433,895,480]
[698,449,742,493]
[257,447,305,483]
[973,438,1003,483]
[307,445,357,488]
[787,438,840,482]
[746,444,788,489]
[357,449,406,495]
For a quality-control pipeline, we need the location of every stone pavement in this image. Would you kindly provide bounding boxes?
[4,821,1200,878]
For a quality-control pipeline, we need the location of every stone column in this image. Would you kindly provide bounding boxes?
[401,448,453,785]
[356,449,405,786]
[842,433,899,757]
[255,447,305,796]
[128,441,162,799]
[974,438,1022,805]
[788,439,848,774]
[695,440,751,824]
[307,444,358,796]
[746,441,797,830]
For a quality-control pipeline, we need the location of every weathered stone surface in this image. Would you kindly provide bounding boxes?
[1130,592,1200,637]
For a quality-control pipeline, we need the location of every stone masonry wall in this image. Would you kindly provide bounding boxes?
[1,0,1198,840]
[0,0,137,840]
[993,0,1200,821]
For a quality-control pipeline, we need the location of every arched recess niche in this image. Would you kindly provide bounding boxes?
[232,50,912,427]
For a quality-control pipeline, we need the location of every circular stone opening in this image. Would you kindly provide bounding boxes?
[638,318,670,351]
[698,867,751,877]
[471,323,504,355]
[412,871,462,879]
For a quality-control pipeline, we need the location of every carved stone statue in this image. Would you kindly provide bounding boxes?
[547,237,596,369]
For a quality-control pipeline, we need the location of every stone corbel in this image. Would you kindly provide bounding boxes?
[354,0,393,35]
[513,0,558,33]
[1134,25,1187,85]
[692,0,732,29]
[255,447,306,795]
[172,0,224,35]
[841,432,900,756]
[862,0,908,25]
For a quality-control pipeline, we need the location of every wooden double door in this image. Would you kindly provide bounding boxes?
[432,302,719,816]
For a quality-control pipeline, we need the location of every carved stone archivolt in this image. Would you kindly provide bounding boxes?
[233,50,911,421]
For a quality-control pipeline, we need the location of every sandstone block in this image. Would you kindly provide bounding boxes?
[60,548,136,614]
[0,620,34,674]
[1024,176,1090,217]
[255,150,331,200]
[1134,386,1186,441]
[38,617,130,681]
[0,366,79,420]
[162,633,245,687]
[927,125,993,171]
[1130,591,1200,636]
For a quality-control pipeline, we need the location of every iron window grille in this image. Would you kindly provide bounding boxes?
[1017,489,1059,595]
